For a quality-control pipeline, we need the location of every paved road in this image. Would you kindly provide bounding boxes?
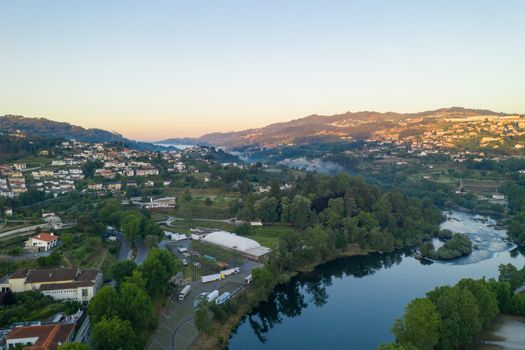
[159,216,247,226]
[0,223,51,239]
[135,239,149,265]
[114,231,132,261]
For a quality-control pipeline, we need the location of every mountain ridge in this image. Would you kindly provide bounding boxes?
[0,114,163,150]
[158,107,512,148]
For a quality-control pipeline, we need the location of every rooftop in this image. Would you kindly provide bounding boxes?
[31,233,58,242]
[7,323,75,350]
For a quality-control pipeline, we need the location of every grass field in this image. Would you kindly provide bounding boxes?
[248,224,295,249]
[169,219,292,249]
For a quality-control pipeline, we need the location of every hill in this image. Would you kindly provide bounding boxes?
[158,107,510,148]
[0,115,163,150]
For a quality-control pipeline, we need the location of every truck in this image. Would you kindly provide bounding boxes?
[244,274,252,284]
[178,247,188,253]
[216,292,231,305]
[171,233,187,241]
[220,267,240,276]
[206,290,219,303]
[178,285,191,301]
[201,273,223,283]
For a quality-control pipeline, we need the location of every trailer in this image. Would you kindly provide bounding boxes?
[201,273,223,283]
[216,292,231,305]
[220,267,240,276]
[171,233,187,241]
[178,285,191,301]
[206,290,219,303]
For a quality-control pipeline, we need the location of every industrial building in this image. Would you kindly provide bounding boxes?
[201,230,271,262]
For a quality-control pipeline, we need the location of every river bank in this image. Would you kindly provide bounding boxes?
[228,210,525,349]
[190,245,372,349]
[469,314,525,350]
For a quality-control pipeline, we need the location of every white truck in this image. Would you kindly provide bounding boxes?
[216,292,231,305]
[178,247,188,253]
[178,285,191,301]
[206,290,219,303]
[220,267,240,276]
[201,273,223,283]
[244,274,253,284]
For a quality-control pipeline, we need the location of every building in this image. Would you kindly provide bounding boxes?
[25,233,58,252]
[135,197,176,209]
[0,268,102,303]
[201,230,271,262]
[6,323,75,350]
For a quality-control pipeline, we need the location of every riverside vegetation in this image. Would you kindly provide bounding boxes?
[192,173,443,349]
[380,263,525,350]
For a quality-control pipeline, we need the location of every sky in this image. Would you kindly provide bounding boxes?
[1,1,525,141]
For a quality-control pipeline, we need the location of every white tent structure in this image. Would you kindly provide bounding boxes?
[201,230,271,261]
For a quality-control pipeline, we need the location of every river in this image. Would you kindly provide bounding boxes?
[228,211,525,350]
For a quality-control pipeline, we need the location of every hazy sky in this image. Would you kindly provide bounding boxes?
[1,1,525,141]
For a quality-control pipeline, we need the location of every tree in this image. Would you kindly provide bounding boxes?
[121,212,142,242]
[392,298,441,350]
[82,159,103,178]
[457,279,499,328]
[204,197,213,206]
[289,195,313,229]
[57,343,90,350]
[195,301,212,334]
[110,260,137,286]
[377,344,413,350]
[144,234,159,247]
[254,197,279,222]
[118,282,154,331]
[140,248,178,298]
[269,180,282,200]
[88,285,119,324]
[91,316,138,350]
[427,286,481,350]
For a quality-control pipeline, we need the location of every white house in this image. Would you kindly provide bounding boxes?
[26,233,58,252]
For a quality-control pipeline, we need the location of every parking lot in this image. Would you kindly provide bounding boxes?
[148,239,261,350]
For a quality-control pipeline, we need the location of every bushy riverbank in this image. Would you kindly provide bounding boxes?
[191,245,371,350]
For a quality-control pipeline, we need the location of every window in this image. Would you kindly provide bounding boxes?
[82,288,88,297]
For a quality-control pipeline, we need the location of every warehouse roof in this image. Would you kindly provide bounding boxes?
[202,230,271,258]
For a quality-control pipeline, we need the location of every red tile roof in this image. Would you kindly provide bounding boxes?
[7,323,75,350]
[32,233,58,242]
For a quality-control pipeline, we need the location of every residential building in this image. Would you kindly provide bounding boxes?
[0,268,102,302]
[25,233,58,252]
[6,323,76,350]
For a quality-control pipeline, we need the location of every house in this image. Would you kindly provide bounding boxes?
[145,180,155,187]
[0,267,103,302]
[25,233,58,252]
[13,163,26,170]
[6,323,76,350]
[4,207,13,216]
[106,182,122,191]
[43,215,63,230]
[87,183,103,191]
[135,197,176,209]
[250,220,263,227]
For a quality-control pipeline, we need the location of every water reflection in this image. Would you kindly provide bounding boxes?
[242,250,407,342]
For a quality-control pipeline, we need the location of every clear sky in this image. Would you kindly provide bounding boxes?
[1,1,525,141]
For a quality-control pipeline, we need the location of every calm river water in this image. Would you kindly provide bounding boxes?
[229,211,525,350]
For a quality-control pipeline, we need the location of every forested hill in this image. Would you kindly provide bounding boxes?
[0,115,126,142]
[0,115,161,150]
[0,134,62,162]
